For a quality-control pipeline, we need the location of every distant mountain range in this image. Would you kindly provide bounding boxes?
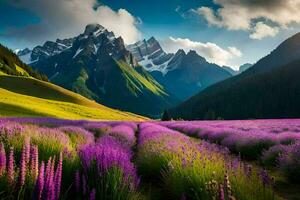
[127,37,232,100]
[167,32,300,120]
[16,24,234,116]
[222,63,252,76]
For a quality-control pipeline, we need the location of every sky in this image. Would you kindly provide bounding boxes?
[1,0,300,70]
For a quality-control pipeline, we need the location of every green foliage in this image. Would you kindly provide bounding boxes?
[169,58,300,120]
[0,44,48,81]
[116,60,167,96]
[161,110,171,121]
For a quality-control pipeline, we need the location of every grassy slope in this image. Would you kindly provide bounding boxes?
[117,60,167,96]
[0,75,146,121]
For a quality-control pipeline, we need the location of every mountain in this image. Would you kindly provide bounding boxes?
[222,66,238,76]
[0,44,47,81]
[23,24,175,117]
[15,38,74,64]
[167,33,300,120]
[239,63,252,73]
[223,63,253,76]
[246,32,300,75]
[0,45,144,120]
[126,37,174,74]
[127,38,232,100]
[152,50,232,100]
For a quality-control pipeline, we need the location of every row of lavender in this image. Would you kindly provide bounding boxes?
[0,118,140,199]
[162,120,300,182]
[137,123,278,200]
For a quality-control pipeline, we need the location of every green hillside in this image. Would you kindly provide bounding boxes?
[168,58,300,120]
[0,75,146,121]
[0,44,48,81]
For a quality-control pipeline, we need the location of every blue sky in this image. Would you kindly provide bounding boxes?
[1,0,300,69]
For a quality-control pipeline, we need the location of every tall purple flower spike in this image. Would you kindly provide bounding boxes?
[7,147,14,185]
[34,161,45,200]
[30,145,39,181]
[54,152,63,200]
[19,144,26,187]
[0,142,6,176]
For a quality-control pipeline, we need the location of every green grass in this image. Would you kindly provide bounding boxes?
[0,75,147,121]
[117,60,167,96]
[15,64,30,77]
[0,71,7,75]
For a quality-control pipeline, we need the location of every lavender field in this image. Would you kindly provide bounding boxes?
[0,118,299,199]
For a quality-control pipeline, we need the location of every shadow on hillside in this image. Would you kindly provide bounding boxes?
[0,76,73,101]
[0,102,51,117]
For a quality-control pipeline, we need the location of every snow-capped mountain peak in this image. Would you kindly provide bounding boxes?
[15,24,118,64]
[127,37,174,74]
[84,23,105,35]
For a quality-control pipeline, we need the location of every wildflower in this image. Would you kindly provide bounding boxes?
[219,184,225,200]
[19,144,26,187]
[89,188,96,200]
[33,162,45,200]
[24,137,31,164]
[30,145,39,181]
[54,152,63,199]
[43,157,54,200]
[7,147,14,185]
[0,142,6,176]
[75,170,80,193]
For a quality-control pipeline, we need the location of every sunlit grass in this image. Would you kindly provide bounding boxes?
[0,75,146,121]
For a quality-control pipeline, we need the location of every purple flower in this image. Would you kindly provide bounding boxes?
[7,147,14,185]
[219,184,225,200]
[261,144,287,166]
[30,145,39,181]
[19,144,26,187]
[24,137,31,164]
[60,126,94,146]
[43,157,55,200]
[0,142,6,176]
[259,169,272,186]
[108,125,136,147]
[89,188,96,200]
[33,161,45,200]
[54,152,63,200]
[278,142,300,182]
[74,170,80,193]
[79,138,138,188]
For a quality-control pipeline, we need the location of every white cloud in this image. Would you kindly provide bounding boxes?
[162,37,242,67]
[193,0,300,39]
[250,22,279,40]
[6,0,141,46]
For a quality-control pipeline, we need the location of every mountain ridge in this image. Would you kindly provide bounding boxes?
[24,24,176,117]
[127,38,232,100]
[167,32,300,120]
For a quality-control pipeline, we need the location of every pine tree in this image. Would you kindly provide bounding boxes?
[161,110,171,121]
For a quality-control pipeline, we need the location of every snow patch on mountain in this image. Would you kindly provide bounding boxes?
[127,37,177,75]
[73,47,84,58]
[93,44,99,54]
[19,53,32,64]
